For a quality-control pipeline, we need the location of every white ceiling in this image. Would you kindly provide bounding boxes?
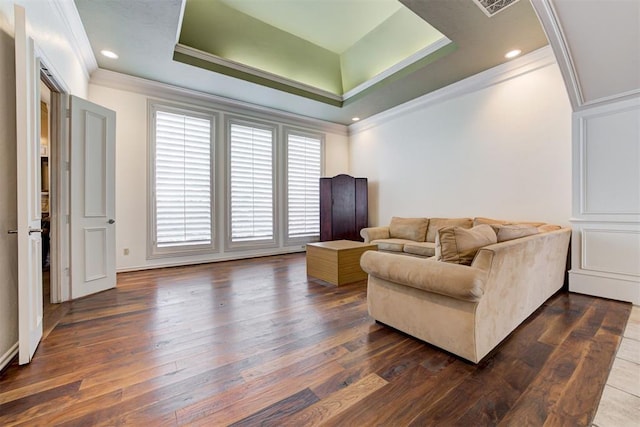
[218,0,402,54]
[550,0,640,105]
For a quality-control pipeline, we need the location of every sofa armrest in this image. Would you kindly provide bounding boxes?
[360,226,390,243]
[361,251,488,302]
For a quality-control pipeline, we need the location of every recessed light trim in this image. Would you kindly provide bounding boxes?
[100,49,119,59]
[504,49,521,59]
[352,117,360,122]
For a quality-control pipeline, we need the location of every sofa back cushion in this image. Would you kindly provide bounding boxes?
[538,224,562,233]
[473,217,509,227]
[490,224,539,242]
[427,218,472,242]
[474,217,548,227]
[436,224,497,265]
[389,217,429,242]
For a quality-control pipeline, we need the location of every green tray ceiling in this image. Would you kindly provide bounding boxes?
[176,0,450,106]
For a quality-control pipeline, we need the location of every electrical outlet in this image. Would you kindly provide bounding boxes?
[123,248,130,255]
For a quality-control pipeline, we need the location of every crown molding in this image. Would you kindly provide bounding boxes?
[349,45,557,135]
[51,0,97,79]
[174,43,343,103]
[90,68,349,136]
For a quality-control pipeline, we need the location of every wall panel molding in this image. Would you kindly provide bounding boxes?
[581,228,640,277]
[573,97,640,221]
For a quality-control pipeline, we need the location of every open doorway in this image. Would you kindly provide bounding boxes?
[40,82,51,305]
[39,66,71,336]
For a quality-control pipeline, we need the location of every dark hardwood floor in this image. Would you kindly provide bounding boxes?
[0,253,631,426]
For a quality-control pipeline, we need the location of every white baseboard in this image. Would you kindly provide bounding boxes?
[0,342,18,372]
[569,270,640,304]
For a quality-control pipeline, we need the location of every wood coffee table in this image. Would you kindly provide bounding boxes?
[306,240,377,285]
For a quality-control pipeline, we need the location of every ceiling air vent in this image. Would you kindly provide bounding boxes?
[472,0,521,17]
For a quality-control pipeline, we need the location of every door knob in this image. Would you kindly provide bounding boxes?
[7,229,18,234]
[28,228,43,234]
[108,219,115,224]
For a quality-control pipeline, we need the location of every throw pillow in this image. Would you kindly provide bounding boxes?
[389,217,429,242]
[436,224,497,265]
[426,217,473,242]
[490,224,539,242]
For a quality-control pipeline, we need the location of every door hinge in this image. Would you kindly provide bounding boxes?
[66,109,70,118]
[65,161,70,171]
[66,215,70,224]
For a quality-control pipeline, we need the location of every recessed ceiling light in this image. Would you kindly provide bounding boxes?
[352,117,360,122]
[504,49,522,59]
[100,49,119,59]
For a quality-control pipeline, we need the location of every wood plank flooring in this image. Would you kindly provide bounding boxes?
[0,253,631,426]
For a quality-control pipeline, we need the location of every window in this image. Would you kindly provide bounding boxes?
[286,130,322,241]
[228,121,275,246]
[150,104,214,256]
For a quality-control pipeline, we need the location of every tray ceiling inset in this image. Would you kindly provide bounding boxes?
[174,0,452,106]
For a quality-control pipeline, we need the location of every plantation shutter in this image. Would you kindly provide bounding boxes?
[229,123,274,242]
[287,133,321,238]
[155,110,212,247]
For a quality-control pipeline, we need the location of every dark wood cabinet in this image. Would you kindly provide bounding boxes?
[320,174,368,242]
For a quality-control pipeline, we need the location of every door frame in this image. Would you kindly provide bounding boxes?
[36,67,71,303]
[38,59,70,302]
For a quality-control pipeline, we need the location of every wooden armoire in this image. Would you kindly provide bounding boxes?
[319,174,368,242]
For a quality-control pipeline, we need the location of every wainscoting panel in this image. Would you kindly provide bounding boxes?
[577,102,640,217]
[582,228,640,277]
[570,222,640,304]
[570,96,640,305]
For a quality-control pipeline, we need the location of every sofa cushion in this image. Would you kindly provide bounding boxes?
[426,218,473,242]
[490,224,539,242]
[538,224,562,233]
[403,241,436,257]
[389,217,429,242]
[371,238,412,252]
[473,217,509,226]
[436,224,497,265]
[474,217,546,228]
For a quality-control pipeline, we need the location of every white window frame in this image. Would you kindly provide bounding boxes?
[284,127,325,245]
[225,117,278,250]
[147,101,216,258]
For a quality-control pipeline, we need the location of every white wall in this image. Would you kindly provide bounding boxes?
[349,49,572,227]
[0,0,90,369]
[88,81,349,272]
[0,0,90,96]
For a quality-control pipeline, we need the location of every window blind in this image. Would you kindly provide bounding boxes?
[287,133,321,238]
[229,123,274,242]
[155,110,212,247]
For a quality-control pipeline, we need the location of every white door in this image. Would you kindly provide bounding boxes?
[15,5,43,365]
[69,96,116,299]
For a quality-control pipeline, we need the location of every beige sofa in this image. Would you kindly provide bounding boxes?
[361,217,474,257]
[359,217,570,363]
